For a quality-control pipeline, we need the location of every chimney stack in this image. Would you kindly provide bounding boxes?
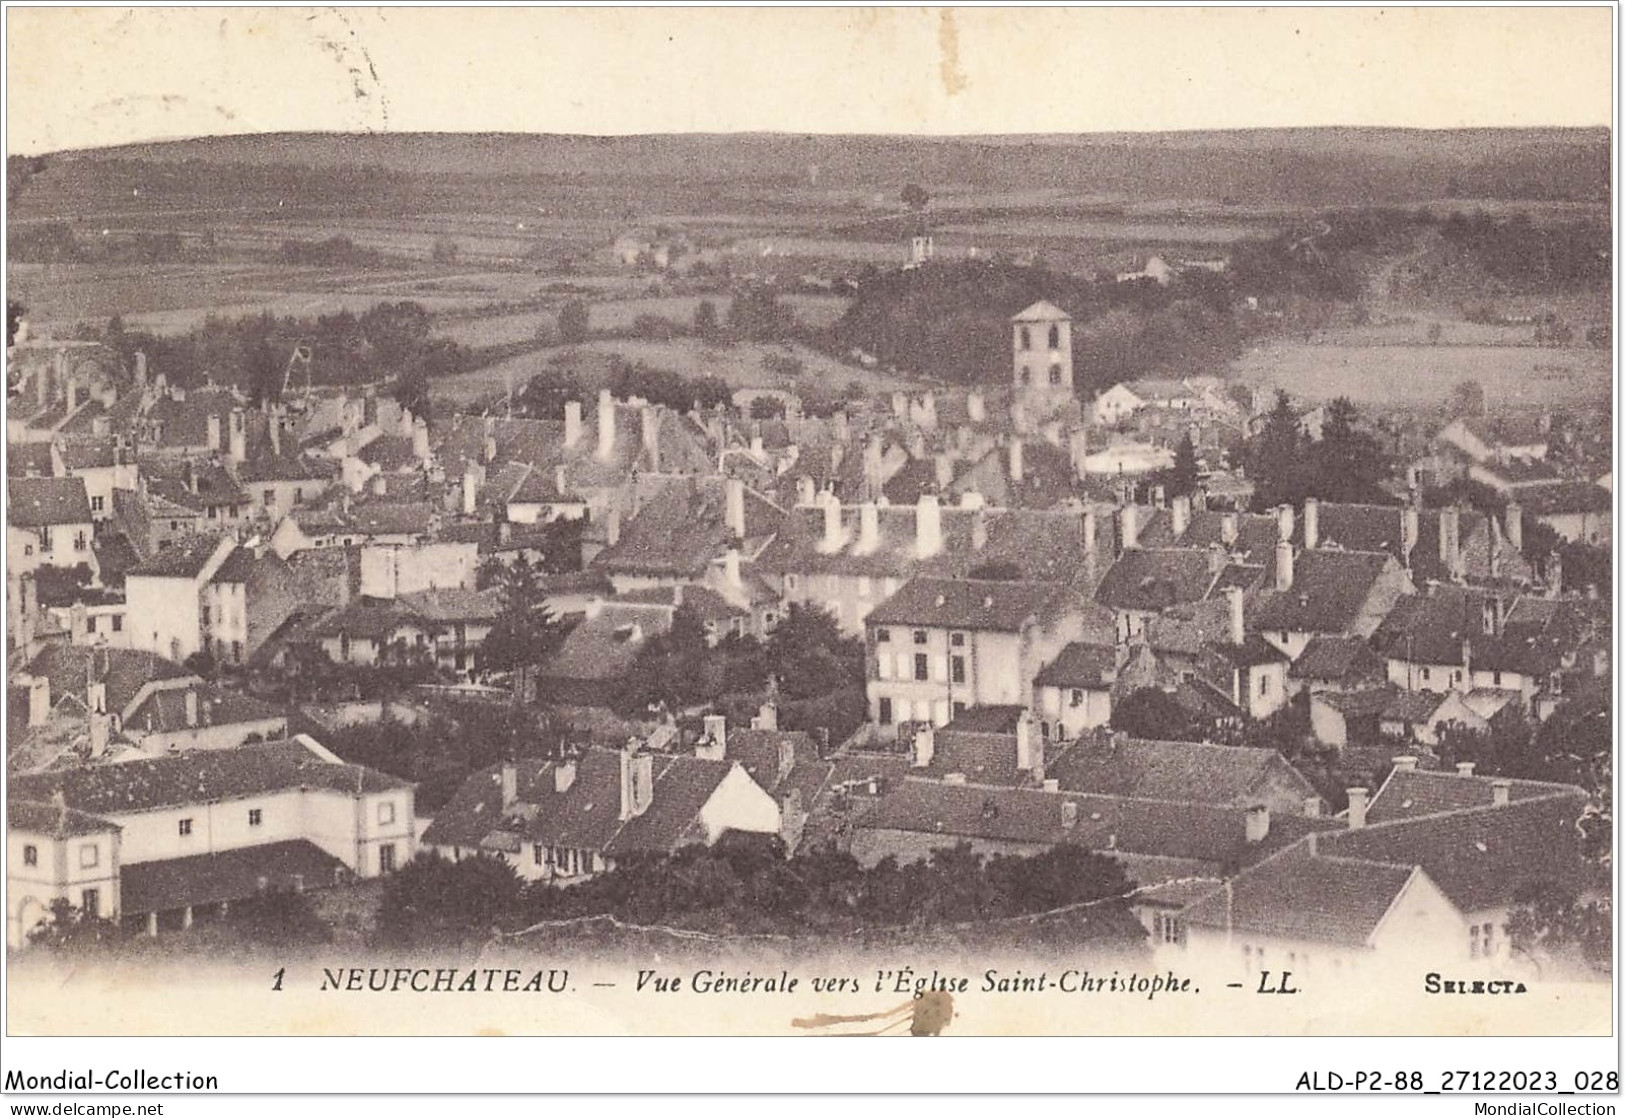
[596,389,616,462]
[1275,538,1294,592]
[1546,551,1563,599]
[501,761,518,808]
[971,506,987,551]
[184,689,199,728]
[1008,438,1024,484]
[605,505,621,548]
[858,501,879,551]
[915,493,942,558]
[641,405,661,472]
[1504,502,1523,552]
[1082,506,1098,558]
[1170,493,1190,539]
[1276,503,1295,543]
[723,547,741,587]
[554,759,577,794]
[27,675,50,727]
[461,469,478,516]
[229,408,247,465]
[1439,506,1461,580]
[1245,805,1271,844]
[724,477,746,539]
[795,476,815,506]
[1220,511,1238,547]
[1068,428,1089,480]
[1304,498,1319,551]
[1456,761,1476,777]
[698,713,728,761]
[911,725,935,769]
[1119,504,1139,553]
[820,496,844,553]
[412,416,430,462]
[1226,586,1245,646]
[207,414,223,453]
[564,400,583,448]
[614,741,653,822]
[934,453,954,490]
[967,391,985,424]
[1392,755,1418,773]
[1402,505,1420,565]
[1304,797,1322,818]
[1346,787,1369,830]
[1491,778,1511,806]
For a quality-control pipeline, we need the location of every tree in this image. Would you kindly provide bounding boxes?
[1166,431,1200,498]
[481,554,569,705]
[693,299,721,342]
[359,301,432,372]
[727,285,794,342]
[26,898,123,955]
[763,602,865,703]
[1507,884,1611,977]
[901,183,930,212]
[7,299,25,347]
[557,299,590,345]
[748,396,785,421]
[377,852,524,947]
[1246,390,1310,510]
[393,363,431,424]
[1312,396,1390,504]
[1451,379,1487,418]
[1110,687,1201,742]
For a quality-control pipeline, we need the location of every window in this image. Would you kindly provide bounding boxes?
[1020,326,1032,351]
[878,697,893,725]
[1070,688,1084,708]
[1421,667,1431,682]
[178,818,193,837]
[1493,671,1503,687]
[294,487,303,504]
[79,843,99,869]
[1048,366,1062,385]
[201,605,211,628]
[950,632,965,647]
[875,628,891,643]
[263,489,275,506]
[170,521,179,532]
[90,495,104,513]
[952,701,966,718]
[950,656,966,684]
[1048,324,1061,350]
[81,888,100,915]
[785,574,799,592]
[914,654,930,681]
[87,616,98,633]
[39,526,51,551]
[379,844,397,874]
[913,630,928,645]
[1020,368,1031,386]
[22,544,32,557]
[1154,913,1185,946]
[111,615,123,633]
[248,809,263,827]
[378,801,396,826]
[232,640,242,662]
[1258,673,1270,696]
[1481,922,1496,957]
[23,844,38,866]
[1470,924,1481,958]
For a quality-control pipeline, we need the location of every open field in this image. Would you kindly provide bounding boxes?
[429,336,924,407]
[1229,339,1612,408]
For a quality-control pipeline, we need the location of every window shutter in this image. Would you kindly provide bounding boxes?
[876,654,892,681]
[932,655,948,682]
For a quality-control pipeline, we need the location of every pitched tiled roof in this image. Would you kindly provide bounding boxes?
[25,644,194,718]
[1012,300,1071,322]
[1094,548,1217,612]
[1321,791,1592,914]
[1034,642,1118,689]
[1515,481,1612,516]
[307,597,427,641]
[538,607,664,683]
[852,779,1334,865]
[7,442,56,477]
[56,438,120,471]
[421,748,737,857]
[344,501,435,537]
[1250,550,1393,633]
[237,453,335,484]
[9,476,92,526]
[357,434,419,471]
[398,586,504,624]
[125,685,288,735]
[1365,768,1585,825]
[1181,843,1416,945]
[1314,686,1400,718]
[120,840,349,914]
[1045,735,1317,809]
[866,578,1072,632]
[9,739,408,815]
[128,535,227,579]
[1291,635,1385,682]
[8,799,121,838]
[720,728,813,794]
[592,478,781,578]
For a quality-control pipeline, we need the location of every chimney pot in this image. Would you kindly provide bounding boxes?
[1392,755,1418,773]
[1455,761,1476,777]
[1245,804,1271,844]
[501,762,518,808]
[1491,778,1511,806]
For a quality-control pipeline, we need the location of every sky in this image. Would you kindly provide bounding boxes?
[4,6,1616,155]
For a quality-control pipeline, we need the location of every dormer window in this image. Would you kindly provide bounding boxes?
[913,630,928,645]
